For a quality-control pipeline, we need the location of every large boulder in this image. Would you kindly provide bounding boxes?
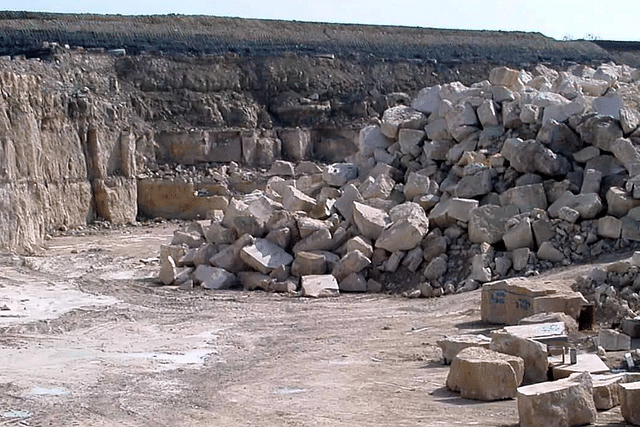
[282,185,316,213]
[380,105,427,139]
[322,163,358,187]
[193,265,237,290]
[375,202,429,252]
[352,202,391,241]
[291,251,327,276]
[499,184,547,213]
[547,191,603,219]
[620,381,640,426]
[517,372,597,427]
[240,238,294,274]
[332,250,371,281]
[437,334,492,364]
[536,119,582,156]
[576,114,623,152]
[468,205,519,244]
[446,346,525,401]
[491,329,549,384]
[501,138,570,177]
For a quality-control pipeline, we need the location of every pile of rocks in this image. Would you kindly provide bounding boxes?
[573,252,640,326]
[159,61,640,297]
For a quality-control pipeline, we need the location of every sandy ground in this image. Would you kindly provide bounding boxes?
[0,224,632,426]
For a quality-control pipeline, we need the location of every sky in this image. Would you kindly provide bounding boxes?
[3,0,640,42]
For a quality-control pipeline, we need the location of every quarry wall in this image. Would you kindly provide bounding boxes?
[0,14,636,253]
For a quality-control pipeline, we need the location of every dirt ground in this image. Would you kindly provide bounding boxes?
[0,224,633,426]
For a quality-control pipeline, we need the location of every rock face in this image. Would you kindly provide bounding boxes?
[517,372,597,427]
[446,346,524,401]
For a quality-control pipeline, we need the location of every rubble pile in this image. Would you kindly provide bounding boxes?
[159,61,640,298]
[573,253,640,326]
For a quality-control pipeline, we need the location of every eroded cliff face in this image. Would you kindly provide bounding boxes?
[0,52,139,252]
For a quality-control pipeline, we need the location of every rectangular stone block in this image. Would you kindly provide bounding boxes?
[620,381,640,426]
[550,353,610,380]
[447,346,524,401]
[517,372,596,427]
[481,278,555,325]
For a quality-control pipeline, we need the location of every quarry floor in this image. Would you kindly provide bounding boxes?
[0,224,631,426]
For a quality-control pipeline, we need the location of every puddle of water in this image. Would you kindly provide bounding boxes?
[117,349,214,365]
[276,387,307,395]
[2,410,32,418]
[29,386,70,396]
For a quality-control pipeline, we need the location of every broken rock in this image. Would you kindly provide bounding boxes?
[239,238,294,274]
[375,202,429,252]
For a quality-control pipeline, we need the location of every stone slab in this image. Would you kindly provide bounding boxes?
[550,353,610,380]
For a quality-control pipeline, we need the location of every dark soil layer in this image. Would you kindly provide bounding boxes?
[0,11,629,66]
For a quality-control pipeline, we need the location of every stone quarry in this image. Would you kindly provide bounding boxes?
[2,13,640,426]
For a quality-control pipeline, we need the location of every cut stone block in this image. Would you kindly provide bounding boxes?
[622,317,640,338]
[446,346,525,401]
[549,353,610,380]
[598,328,631,351]
[502,322,567,347]
[620,381,640,426]
[436,334,492,364]
[519,312,578,334]
[481,278,557,325]
[589,373,626,410]
[300,274,339,298]
[491,329,549,384]
[517,372,596,427]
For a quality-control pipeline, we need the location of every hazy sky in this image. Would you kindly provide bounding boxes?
[3,0,640,41]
